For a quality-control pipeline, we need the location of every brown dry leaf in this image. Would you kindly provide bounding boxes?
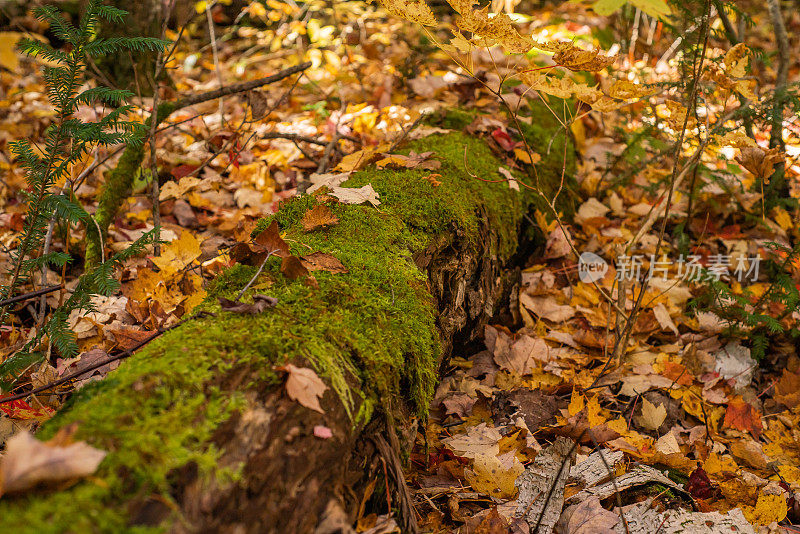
[607,80,655,100]
[254,220,290,256]
[107,327,154,350]
[301,205,339,232]
[520,294,575,323]
[375,150,441,170]
[281,364,328,413]
[729,440,769,470]
[542,226,573,259]
[281,255,310,280]
[0,430,106,496]
[775,369,800,408]
[556,496,618,534]
[442,392,477,418]
[736,146,784,184]
[218,294,278,314]
[300,252,348,274]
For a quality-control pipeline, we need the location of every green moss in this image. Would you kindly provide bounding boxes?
[0,125,567,531]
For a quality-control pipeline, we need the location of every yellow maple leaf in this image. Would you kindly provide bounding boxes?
[150,231,202,277]
[448,0,533,53]
[379,0,437,26]
[741,494,788,526]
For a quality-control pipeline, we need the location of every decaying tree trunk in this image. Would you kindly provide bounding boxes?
[0,105,575,533]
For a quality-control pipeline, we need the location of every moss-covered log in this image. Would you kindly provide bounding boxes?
[0,105,575,533]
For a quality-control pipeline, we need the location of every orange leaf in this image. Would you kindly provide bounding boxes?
[723,398,762,438]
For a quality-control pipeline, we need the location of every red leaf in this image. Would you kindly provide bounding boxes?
[171,164,198,180]
[687,467,721,500]
[491,128,517,151]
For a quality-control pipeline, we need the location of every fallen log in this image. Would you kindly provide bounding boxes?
[0,104,575,533]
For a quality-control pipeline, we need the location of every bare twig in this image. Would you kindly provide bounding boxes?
[0,286,61,308]
[767,0,789,154]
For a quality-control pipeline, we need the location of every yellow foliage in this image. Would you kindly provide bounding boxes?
[740,494,788,526]
[378,0,437,26]
[448,0,533,53]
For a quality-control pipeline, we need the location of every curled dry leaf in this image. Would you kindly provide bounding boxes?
[375,150,441,170]
[218,294,278,314]
[736,146,784,184]
[300,252,348,274]
[0,429,106,496]
[281,255,310,280]
[281,363,328,413]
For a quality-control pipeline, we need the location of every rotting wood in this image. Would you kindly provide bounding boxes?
[0,104,576,533]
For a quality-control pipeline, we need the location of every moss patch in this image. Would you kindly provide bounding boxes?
[0,121,568,531]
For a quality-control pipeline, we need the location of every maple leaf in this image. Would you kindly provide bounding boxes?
[0,429,106,496]
[378,0,437,26]
[281,364,328,413]
[448,0,534,53]
[634,398,667,431]
[723,398,762,438]
[301,205,339,232]
[736,146,784,184]
[150,231,202,276]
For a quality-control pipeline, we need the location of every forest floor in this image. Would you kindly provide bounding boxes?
[1,1,800,533]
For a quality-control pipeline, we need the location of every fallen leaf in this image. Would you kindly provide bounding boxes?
[0,430,106,496]
[281,255,310,279]
[465,451,524,499]
[300,252,348,274]
[442,392,477,418]
[520,294,575,323]
[723,398,762,438]
[330,184,381,207]
[0,32,23,72]
[685,467,721,500]
[375,150,441,170]
[282,364,327,413]
[652,303,679,335]
[218,294,278,314]
[740,493,787,526]
[150,231,202,276]
[634,398,667,431]
[556,496,618,534]
[301,205,339,231]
